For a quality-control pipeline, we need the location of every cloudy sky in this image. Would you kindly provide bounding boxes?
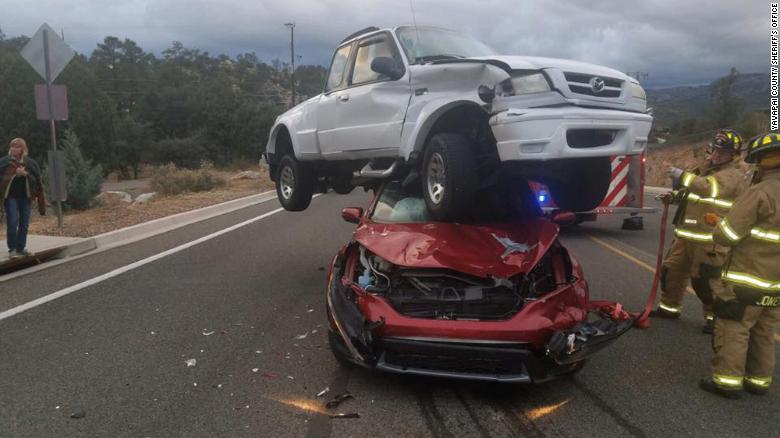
[1,0,768,87]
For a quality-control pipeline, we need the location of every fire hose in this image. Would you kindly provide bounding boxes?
[586,199,670,328]
[634,199,671,328]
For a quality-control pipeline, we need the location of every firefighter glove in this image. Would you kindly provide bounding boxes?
[713,299,746,321]
[658,193,674,205]
[703,212,721,226]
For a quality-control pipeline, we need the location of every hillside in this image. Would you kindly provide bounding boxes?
[647,73,768,130]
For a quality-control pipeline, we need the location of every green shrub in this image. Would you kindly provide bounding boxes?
[152,134,208,169]
[61,129,104,210]
[150,161,226,195]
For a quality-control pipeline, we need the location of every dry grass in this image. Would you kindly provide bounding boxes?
[1,167,275,238]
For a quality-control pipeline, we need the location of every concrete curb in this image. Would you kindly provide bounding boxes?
[0,190,277,282]
[91,190,277,250]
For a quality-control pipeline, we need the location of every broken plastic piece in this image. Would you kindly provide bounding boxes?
[329,412,360,419]
[326,393,354,409]
[70,410,86,419]
[185,359,197,367]
[202,330,215,336]
[317,386,330,397]
[295,332,309,340]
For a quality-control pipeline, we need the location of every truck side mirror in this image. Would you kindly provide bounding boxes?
[342,207,364,224]
[371,57,404,81]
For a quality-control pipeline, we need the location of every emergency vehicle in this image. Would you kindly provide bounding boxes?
[532,153,657,229]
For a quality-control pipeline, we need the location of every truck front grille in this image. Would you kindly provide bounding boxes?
[564,72,623,98]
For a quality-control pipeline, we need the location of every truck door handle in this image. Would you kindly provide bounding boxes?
[339,94,350,102]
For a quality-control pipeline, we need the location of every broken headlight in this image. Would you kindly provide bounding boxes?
[499,71,551,96]
[630,82,646,100]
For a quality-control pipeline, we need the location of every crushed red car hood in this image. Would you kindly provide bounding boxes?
[353,219,560,278]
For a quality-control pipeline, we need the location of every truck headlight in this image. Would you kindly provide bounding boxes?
[630,82,646,100]
[500,71,551,96]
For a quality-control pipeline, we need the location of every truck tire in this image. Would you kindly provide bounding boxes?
[422,133,478,221]
[548,157,611,212]
[329,174,355,195]
[275,154,315,211]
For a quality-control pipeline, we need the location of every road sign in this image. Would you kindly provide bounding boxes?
[20,23,74,228]
[34,84,68,121]
[20,23,75,82]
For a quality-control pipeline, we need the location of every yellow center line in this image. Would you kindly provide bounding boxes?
[585,234,696,295]
[585,234,656,273]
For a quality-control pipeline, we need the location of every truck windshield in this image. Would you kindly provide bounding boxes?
[396,27,496,64]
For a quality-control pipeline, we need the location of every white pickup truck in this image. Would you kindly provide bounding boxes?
[265,26,653,219]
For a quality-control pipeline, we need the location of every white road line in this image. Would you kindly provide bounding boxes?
[0,206,288,322]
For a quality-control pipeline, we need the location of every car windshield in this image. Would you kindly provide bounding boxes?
[395,27,496,64]
[371,180,541,224]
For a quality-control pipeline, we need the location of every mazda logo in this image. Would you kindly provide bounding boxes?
[590,77,606,93]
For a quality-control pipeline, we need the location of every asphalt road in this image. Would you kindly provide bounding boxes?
[0,191,777,437]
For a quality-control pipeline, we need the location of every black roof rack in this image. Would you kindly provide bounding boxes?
[340,26,380,44]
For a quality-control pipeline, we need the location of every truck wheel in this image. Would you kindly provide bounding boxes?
[422,133,478,221]
[548,157,611,212]
[329,174,355,195]
[276,154,315,211]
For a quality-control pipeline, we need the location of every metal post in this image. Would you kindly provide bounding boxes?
[285,23,296,107]
[43,29,63,228]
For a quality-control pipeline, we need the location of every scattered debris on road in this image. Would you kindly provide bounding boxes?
[295,332,309,340]
[252,368,259,373]
[202,330,215,336]
[316,386,330,397]
[185,358,197,367]
[329,412,360,419]
[325,393,353,409]
[70,410,86,419]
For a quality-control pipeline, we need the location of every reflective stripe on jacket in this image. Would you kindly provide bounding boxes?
[674,161,748,243]
[713,169,780,306]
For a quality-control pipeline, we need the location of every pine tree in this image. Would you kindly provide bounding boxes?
[710,67,742,129]
[61,129,104,210]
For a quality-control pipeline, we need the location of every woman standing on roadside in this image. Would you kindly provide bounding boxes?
[1,138,46,258]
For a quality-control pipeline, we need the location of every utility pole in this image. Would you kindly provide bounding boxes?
[284,22,296,108]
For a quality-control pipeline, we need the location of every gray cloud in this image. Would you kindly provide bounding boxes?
[1,0,768,87]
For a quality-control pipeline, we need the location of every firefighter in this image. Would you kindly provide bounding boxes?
[699,133,780,399]
[652,129,748,333]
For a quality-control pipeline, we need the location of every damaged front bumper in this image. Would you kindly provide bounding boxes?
[326,251,632,383]
[490,106,652,161]
[544,312,634,365]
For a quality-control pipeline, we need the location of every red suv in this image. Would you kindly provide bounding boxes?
[326,179,633,383]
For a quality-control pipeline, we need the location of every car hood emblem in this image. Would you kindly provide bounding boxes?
[491,233,530,259]
[590,77,606,93]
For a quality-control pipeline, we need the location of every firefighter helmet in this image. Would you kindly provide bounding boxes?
[710,129,743,152]
[745,133,780,163]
